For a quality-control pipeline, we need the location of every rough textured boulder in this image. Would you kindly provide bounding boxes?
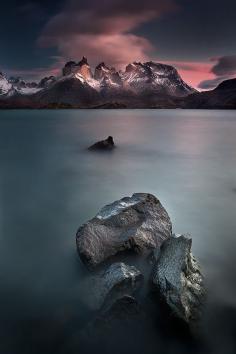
[88,136,115,151]
[76,193,172,268]
[152,235,205,324]
[90,262,143,310]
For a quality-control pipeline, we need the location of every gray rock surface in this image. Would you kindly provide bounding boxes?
[91,262,143,310]
[152,235,205,323]
[76,193,172,268]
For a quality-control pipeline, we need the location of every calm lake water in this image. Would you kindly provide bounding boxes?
[0,109,236,354]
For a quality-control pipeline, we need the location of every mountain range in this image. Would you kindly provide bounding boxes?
[0,57,236,109]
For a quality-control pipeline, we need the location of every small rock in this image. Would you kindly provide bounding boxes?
[76,193,172,268]
[97,263,143,307]
[152,235,205,324]
[91,262,143,310]
[88,136,115,151]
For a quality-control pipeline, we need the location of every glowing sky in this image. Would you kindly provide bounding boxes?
[1,0,236,89]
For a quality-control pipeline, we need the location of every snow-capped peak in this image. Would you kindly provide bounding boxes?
[94,63,122,88]
[0,58,196,102]
[0,72,12,95]
[0,71,43,96]
[120,61,195,96]
[62,57,93,80]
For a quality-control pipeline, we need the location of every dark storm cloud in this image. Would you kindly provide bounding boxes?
[198,77,228,90]
[211,55,236,76]
[199,55,236,89]
[40,0,177,36]
[38,0,177,67]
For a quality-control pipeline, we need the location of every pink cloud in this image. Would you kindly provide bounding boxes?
[55,34,153,68]
[164,61,216,90]
[36,0,232,90]
[38,0,177,68]
[198,55,236,89]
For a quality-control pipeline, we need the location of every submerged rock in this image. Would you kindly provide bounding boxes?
[88,136,115,151]
[91,262,143,310]
[95,263,143,307]
[95,295,143,325]
[76,193,172,268]
[79,295,147,353]
[152,235,205,324]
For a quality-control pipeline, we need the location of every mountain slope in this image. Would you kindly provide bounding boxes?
[0,73,41,96]
[122,61,195,96]
[183,78,236,109]
[33,77,100,107]
[28,58,196,107]
[2,57,236,109]
[0,72,12,95]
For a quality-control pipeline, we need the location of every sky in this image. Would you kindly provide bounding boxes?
[1,0,236,89]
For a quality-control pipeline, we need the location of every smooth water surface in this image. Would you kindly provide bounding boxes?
[0,109,236,354]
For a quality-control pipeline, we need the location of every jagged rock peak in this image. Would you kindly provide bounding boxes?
[63,61,76,76]
[65,60,76,66]
[95,62,114,80]
[125,61,176,74]
[95,63,122,87]
[38,76,56,89]
[78,56,89,66]
[62,57,92,79]
[96,62,106,69]
[125,62,140,70]
[0,71,13,95]
[122,60,195,96]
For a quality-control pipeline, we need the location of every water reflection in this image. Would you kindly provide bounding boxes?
[0,109,236,353]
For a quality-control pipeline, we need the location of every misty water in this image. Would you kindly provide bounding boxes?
[0,109,236,354]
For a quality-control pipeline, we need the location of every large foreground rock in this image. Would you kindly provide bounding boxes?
[152,235,205,324]
[76,193,172,268]
[86,262,143,310]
